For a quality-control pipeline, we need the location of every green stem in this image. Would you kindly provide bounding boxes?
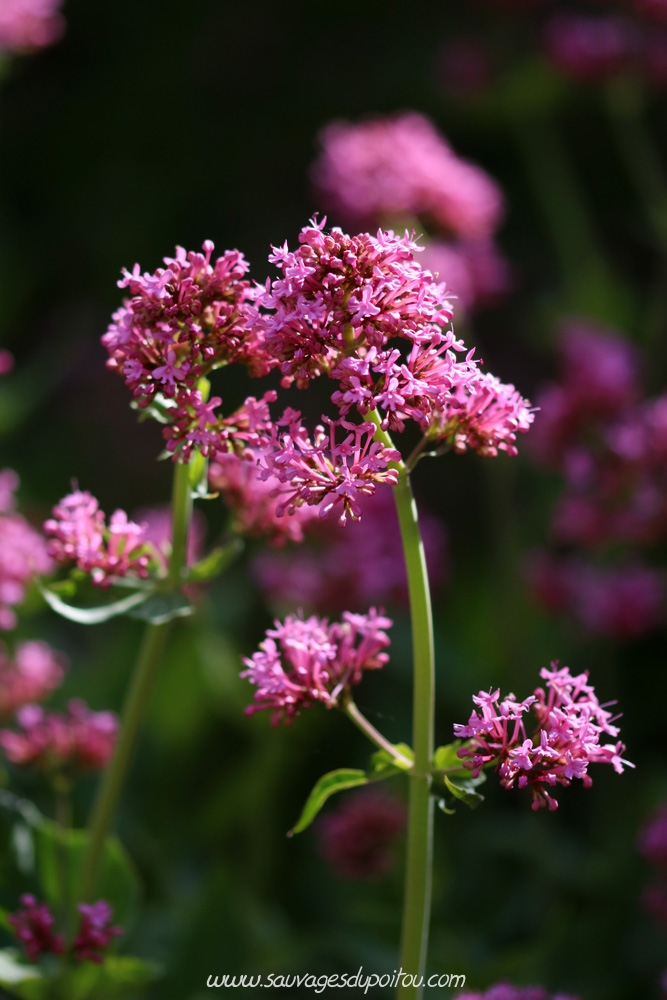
[53,774,72,931]
[80,458,193,901]
[366,411,435,1000]
[344,700,414,769]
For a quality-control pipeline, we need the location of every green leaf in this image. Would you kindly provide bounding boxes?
[289,768,368,835]
[188,450,210,499]
[34,821,140,928]
[185,539,243,583]
[368,743,414,779]
[0,950,41,987]
[126,590,193,625]
[52,956,161,1000]
[432,742,464,771]
[443,774,485,810]
[39,582,152,625]
[436,798,456,816]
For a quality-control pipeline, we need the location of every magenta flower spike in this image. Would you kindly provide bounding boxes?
[454,664,632,811]
[72,901,123,964]
[242,609,392,725]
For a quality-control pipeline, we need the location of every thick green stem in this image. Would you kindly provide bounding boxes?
[80,458,193,900]
[366,411,435,1000]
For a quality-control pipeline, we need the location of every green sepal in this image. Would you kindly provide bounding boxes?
[38,581,153,625]
[185,539,243,583]
[126,590,194,625]
[289,768,369,836]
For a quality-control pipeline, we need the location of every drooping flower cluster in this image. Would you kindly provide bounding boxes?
[318,790,407,879]
[0,470,53,629]
[0,699,118,772]
[527,321,667,637]
[639,804,667,930]
[455,986,579,1000]
[0,0,64,53]
[252,486,447,613]
[454,664,632,811]
[72,901,123,964]
[44,489,151,588]
[103,242,274,461]
[311,112,510,314]
[0,640,66,719]
[8,895,122,965]
[242,609,392,725]
[312,112,504,239]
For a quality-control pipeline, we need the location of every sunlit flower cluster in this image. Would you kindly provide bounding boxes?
[242,609,392,724]
[454,664,632,811]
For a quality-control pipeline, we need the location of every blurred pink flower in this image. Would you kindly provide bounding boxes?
[242,608,392,725]
[312,112,504,238]
[0,349,14,375]
[0,699,118,772]
[318,790,406,879]
[0,0,64,53]
[252,485,447,613]
[0,471,53,629]
[72,901,123,964]
[8,895,64,963]
[639,804,667,867]
[436,39,495,99]
[455,987,579,1000]
[544,13,637,82]
[420,237,514,313]
[0,640,66,719]
[132,503,206,570]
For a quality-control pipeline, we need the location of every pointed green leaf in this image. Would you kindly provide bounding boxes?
[289,768,368,835]
[443,774,485,809]
[185,539,243,583]
[433,742,464,771]
[39,583,152,625]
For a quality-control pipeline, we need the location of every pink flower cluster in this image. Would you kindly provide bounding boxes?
[0,640,66,719]
[44,489,151,588]
[427,371,534,457]
[103,242,274,461]
[639,804,667,930]
[9,895,122,965]
[252,486,447,613]
[0,470,53,629]
[312,113,504,239]
[209,448,321,545]
[455,986,579,1000]
[454,664,632,811]
[242,609,392,725]
[318,791,406,879]
[528,321,667,637]
[0,699,118,772]
[0,0,64,53]
[311,113,509,314]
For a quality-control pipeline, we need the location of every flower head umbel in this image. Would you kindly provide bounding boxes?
[312,113,504,238]
[8,896,64,962]
[0,471,53,629]
[44,490,150,588]
[454,664,632,811]
[242,609,392,725]
[0,641,66,719]
[0,700,118,773]
[72,902,123,964]
[318,790,407,879]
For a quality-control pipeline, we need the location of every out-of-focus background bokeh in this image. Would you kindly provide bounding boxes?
[1,0,666,997]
